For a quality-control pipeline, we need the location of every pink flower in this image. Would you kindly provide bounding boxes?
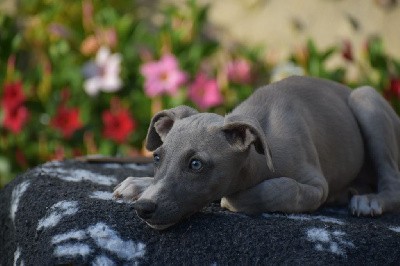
[140,54,187,97]
[189,73,223,110]
[226,58,252,84]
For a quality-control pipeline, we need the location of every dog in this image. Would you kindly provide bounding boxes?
[113,76,400,230]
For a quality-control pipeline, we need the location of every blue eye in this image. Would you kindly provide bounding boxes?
[153,154,160,165]
[189,159,203,171]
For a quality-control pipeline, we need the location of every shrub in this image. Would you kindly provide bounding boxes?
[1,0,399,187]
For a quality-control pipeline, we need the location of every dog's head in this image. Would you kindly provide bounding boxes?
[135,105,274,230]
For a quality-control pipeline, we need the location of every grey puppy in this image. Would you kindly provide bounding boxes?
[114,76,400,230]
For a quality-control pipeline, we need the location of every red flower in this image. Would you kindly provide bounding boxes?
[3,105,29,133]
[342,40,353,62]
[390,78,400,98]
[15,149,29,168]
[50,145,65,161]
[51,106,83,138]
[102,108,136,143]
[1,81,26,111]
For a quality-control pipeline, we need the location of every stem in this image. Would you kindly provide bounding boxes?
[151,96,163,116]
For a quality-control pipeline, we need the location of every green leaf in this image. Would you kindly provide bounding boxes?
[321,47,337,61]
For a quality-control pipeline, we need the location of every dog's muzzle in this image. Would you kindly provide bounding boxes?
[133,199,157,220]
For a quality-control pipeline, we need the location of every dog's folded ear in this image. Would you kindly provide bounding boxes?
[146,105,198,151]
[222,115,274,172]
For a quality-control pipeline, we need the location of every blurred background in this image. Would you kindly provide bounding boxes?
[1,0,400,187]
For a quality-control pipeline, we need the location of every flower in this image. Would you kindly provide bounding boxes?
[48,23,71,39]
[50,106,83,138]
[102,108,136,143]
[189,73,223,110]
[15,149,28,168]
[82,0,94,30]
[83,46,122,96]
[97,28,117,49]
[342,40,353,62]
[81,29,118,56]
[2,105,29,133]
[50,145,65,161]
[80,35,99,55]
[1,81,29,133]
[1,81,25,111]
[140,54,187,97]
[226,58,252,84]
[390,78,400,98]
[270,62,305,82]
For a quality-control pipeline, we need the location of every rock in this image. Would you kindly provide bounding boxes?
[1,160,400,265]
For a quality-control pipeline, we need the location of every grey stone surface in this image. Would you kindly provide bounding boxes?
[1,159,400,265]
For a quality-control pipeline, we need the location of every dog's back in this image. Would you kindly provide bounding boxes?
[232,76,365,197]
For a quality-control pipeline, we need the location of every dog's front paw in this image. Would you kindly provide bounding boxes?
[113,176,152,201]
[349,194,383,217]
[220,197,234,211]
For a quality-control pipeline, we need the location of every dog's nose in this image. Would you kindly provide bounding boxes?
[134,200,157,220]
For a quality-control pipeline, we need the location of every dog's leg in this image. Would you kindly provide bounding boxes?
[221,173,328,214]
[113,177,153,201]
[348,86,400,216]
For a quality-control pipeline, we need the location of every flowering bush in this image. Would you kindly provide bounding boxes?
[1,0,400,187]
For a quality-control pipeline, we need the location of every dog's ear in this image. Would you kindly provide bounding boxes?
[146,105,198,151]
[222,115,274,172]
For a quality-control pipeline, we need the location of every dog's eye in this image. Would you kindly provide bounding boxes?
[189,159,203,171]
[153,154,160,165]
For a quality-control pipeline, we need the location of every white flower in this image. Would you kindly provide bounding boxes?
[270,62,305,83]
[83,46,122,96]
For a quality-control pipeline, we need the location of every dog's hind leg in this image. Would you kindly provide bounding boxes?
[348,86,400,216]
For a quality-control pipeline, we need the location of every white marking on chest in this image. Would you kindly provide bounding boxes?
[37,200,79,230]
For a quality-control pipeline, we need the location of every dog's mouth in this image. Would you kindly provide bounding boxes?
[145,222,176,230]
[142,210,199,230]
[137,201,207,230]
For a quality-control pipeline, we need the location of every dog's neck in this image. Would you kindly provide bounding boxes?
[225,148,273,196]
